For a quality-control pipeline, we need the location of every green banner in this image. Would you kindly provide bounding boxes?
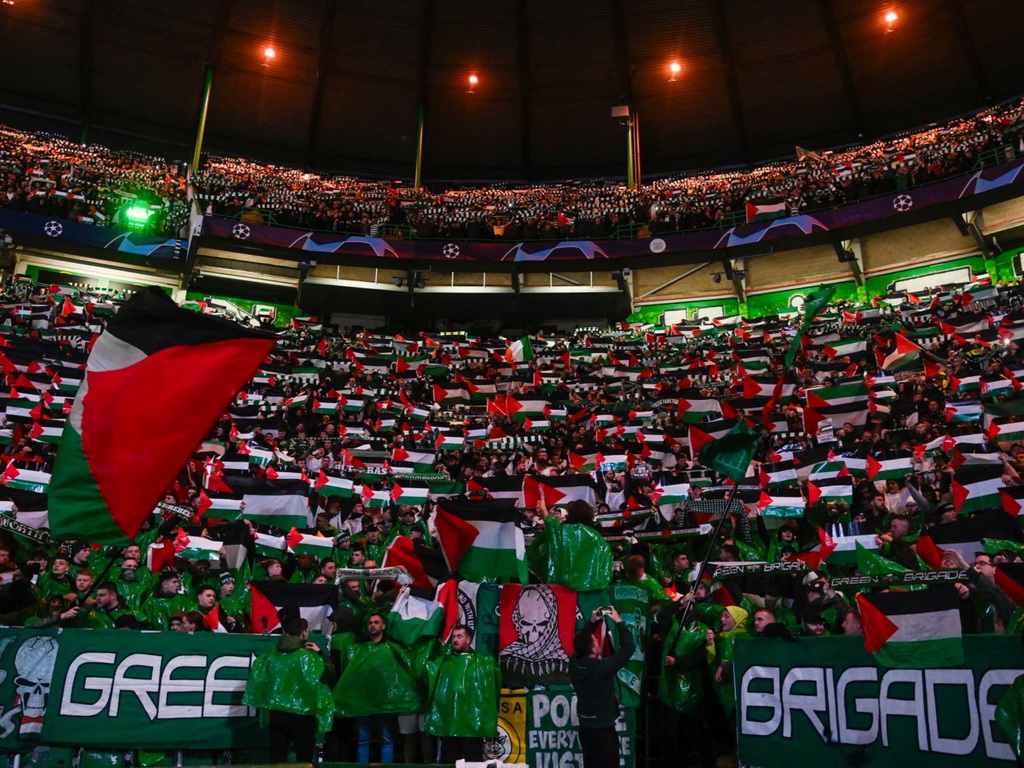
[0,628,59,750]
[526,688,636,768]
[734,635,1024,767]
[40,629,278,749]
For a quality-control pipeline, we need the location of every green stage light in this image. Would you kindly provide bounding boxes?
[124,203,154,232]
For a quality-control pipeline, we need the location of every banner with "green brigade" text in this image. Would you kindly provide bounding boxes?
[0,628,277,750]
[734,635,1024,767]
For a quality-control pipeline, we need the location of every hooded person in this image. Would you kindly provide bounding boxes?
[243,609,336,763]
[712,605,749,717]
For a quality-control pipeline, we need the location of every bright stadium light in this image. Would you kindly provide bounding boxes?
[123,203,153,232]
[885,11,898,32]
[262,46,277,66]
[668,61,682,81]
[467,74,479,94]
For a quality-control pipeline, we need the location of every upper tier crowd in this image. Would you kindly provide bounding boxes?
[1,98,1023,240]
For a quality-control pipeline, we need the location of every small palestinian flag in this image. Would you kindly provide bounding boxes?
[867,455,913,482]
[467,476,525,507]
[381,535,449,589]
[878,335,923,372]
[286,528,334,558]
[952,464,1004,514]
[856,586,963,668]
[757,490,805,518]
[248,581,338,635]
[806,477,854,506]
[434,498,527,583]
[387,581,458,646]
[49,289,275,543]
[745,199,788,223]
[1000,486,1024,517]
[993,563,1024,606]
[523,474,598,510]
[201,605,232,633]
[314,471,354,498]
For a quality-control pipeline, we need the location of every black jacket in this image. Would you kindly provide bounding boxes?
[568,622,635,729]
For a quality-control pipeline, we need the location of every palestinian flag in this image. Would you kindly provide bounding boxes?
[676,397,723,424]
[805,380,869,407]
[1000,486,1024,517]
[360,484,392,508]
[757,490,805,518]
[867,455,913,482]
[432,384,471,404]
[856,587,963,668]
[253,532,288,558]
[390,481,429,506]
[688,418,740,456]
[503,394,549,422]
[806,477,854,506]
[248,581,338,635]
[434,498,527,583]
[808,460,851,480]
[803,402,868,434]
[945,400,983,424]
[177,534,223,561]
[993,564,1024,606]
[390,448,436,473]
[985,417,1024,444]
[48,289,275,543]
[381,535,449,589]
[468,476,525,507]
[387,581,458,646]
[313,471,354,498]
[286,528,334,558]
[822,339,868,359]
[652,480,689,506]
[201,605,232,633]
[745,199,788,223]
[878,335,923,372]
[505,337,534,363]
[523,475,598,510]
[759,460,798,488]
[952,464,1004,514]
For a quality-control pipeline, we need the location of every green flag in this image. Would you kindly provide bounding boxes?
[785,285,837,368]
[855,542,911,576]
[697,418,762,482]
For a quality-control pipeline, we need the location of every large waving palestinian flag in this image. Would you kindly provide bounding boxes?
[49,288,276,543]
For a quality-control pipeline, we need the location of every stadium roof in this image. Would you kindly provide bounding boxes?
[1,0,1023,182]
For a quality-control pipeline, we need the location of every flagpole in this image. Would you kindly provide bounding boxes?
[676,479,743,629]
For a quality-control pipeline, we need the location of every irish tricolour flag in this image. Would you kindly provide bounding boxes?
[505,337,534,363]
[48,289,276,543]
[856,586,962,668]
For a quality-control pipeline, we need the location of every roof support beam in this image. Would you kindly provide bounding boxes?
[516,0,532,180]
[816,0,864,135]
[708,0,750,163]
[608,0,633,104]
[78,0,94,142]
[306,0,337,165]
[941,0,990,101]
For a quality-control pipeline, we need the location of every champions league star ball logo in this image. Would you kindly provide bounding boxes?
[893,194,913,212]
[232,223,251,239]
[442,243,460,259]
[649,237,666,253]
[43,221,63,237]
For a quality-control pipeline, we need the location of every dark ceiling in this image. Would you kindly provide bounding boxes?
[1,0,1023,183]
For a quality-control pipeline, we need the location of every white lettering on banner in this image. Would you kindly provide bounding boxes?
[740,666,782,737]
[837,667,879,744]
[60,653,256,720]
[740,665,1024,761]
[531,694,578,729]
[879,670,927,750]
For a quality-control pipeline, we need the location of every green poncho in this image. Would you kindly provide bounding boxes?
[243,636,334,734]
[334,640,422,717]
[657,618,710,714]
[527,516,613,591]
[423,648,500,737]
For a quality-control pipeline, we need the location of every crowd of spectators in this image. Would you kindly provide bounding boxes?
[1,275,1024,765]
[1,97,1022,243]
